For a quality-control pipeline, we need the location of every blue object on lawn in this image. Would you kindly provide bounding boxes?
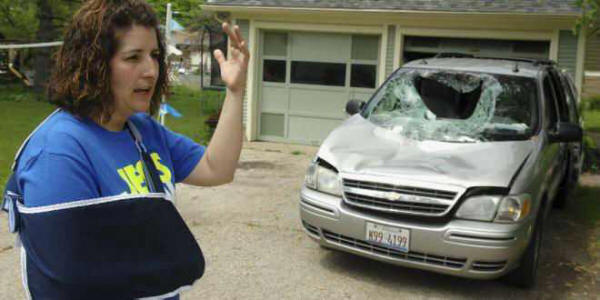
[170,19,185,32]
[160,103,183,118]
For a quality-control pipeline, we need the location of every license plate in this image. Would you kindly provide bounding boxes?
[366,222,410,253]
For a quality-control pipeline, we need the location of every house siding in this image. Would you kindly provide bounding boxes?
[385,25,396,77]
[586,33,600,71]
[237,19,250,127]
[558,30,578,77]
[584,76,600,98]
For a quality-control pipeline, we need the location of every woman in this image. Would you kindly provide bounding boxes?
[2,0,248,298]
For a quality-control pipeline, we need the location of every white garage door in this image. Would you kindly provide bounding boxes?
[258,31,380,145]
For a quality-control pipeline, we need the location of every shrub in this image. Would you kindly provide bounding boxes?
[582,134,600,174]
[583,96,600,111]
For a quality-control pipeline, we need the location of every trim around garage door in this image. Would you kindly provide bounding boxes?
[246,21,386,142]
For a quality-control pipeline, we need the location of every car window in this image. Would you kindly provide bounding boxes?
[559,72,580,123]
[542,74,559,128]
[549,69,570,122]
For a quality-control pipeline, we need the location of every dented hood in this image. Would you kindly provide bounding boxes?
[318,115,535,188]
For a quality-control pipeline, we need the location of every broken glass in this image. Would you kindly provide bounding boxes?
[364,69,538,142]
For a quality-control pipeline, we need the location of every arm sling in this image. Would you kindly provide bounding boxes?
[2,110,205,299]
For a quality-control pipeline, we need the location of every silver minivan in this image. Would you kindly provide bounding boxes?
[299,57,583,287]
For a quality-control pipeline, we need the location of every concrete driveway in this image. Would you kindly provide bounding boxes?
[0,142,598,299]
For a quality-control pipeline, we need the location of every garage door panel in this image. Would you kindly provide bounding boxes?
[260,113,285,137]
[351,90,374,102]
[288,116,341,143]
[290,32,350,61]
[289,88,348,118]
[261,86,289,111]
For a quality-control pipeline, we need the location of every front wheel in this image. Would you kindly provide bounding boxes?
[503,215,544,288]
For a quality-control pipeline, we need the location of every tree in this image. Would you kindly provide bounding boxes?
[1,0,210,95]
[0,0,81,95]
[0,0,39,40]
[576,0,599,36]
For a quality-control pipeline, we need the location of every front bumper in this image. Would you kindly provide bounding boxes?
[299,186,534,280]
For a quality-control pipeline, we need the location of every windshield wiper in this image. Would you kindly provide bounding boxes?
[481,129,530,141]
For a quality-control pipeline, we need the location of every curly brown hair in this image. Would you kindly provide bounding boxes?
[48,0,168,122]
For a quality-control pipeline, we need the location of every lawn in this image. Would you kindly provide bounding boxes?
[164,85,224,144]
[0,84,223,190]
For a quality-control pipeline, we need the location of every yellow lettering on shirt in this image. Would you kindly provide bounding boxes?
[117,153,174,194]
[116,163,149,194]
[117,168,137,194]
[150,152,172,184]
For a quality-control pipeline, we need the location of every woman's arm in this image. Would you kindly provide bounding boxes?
[183,23,249,186]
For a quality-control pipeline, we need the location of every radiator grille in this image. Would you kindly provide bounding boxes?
[342,179,457,216]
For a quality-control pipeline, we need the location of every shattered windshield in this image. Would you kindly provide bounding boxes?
[363,68,539,142]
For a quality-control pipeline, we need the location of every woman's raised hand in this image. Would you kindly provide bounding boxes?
[213,23,250,94]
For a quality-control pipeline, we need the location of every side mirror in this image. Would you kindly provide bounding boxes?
[548,122,583,143]
[345,100,365,115]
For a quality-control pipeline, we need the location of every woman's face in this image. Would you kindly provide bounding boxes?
[110,25,159,119]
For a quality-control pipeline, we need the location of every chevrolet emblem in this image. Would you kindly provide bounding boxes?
[381,191,403,201]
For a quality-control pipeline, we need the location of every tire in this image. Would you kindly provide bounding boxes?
[503,214,544,288]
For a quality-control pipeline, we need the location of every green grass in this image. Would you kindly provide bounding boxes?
[0,85,55,189]
[570,185,600,262]
[0,84,41,102]
[583,110,600,133]
[571,186,600,225]
[164,85,224,145]
[0,84,224,191]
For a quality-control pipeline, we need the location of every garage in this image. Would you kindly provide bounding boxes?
[257,31,380,145]
[402,36,550,62]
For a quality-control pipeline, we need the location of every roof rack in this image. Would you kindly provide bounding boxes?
[476,56,556,66]
[434,52,474,59]
[432,52,556,66]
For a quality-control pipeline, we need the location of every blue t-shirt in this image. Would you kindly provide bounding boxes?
[16,110,205,207]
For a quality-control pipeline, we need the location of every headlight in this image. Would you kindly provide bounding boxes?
[304,160,342,196]
[305,161,317,189]
[455,193,531,223]
[455,195,501,222]
[495,194,531,223]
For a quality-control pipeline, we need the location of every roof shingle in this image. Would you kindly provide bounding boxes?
[205,0,580,14]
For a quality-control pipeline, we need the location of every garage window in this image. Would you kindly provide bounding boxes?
[291,61,346,86]
[263,32,288,83]
[351,64,376,88]
[263,60,286,83]
[350,35,378,88]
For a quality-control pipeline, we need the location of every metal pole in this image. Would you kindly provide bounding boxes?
[161,3,172,126]
[166,3,172,45]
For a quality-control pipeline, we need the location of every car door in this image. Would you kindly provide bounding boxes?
[542,70,568,203]
[558,71,584,186]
